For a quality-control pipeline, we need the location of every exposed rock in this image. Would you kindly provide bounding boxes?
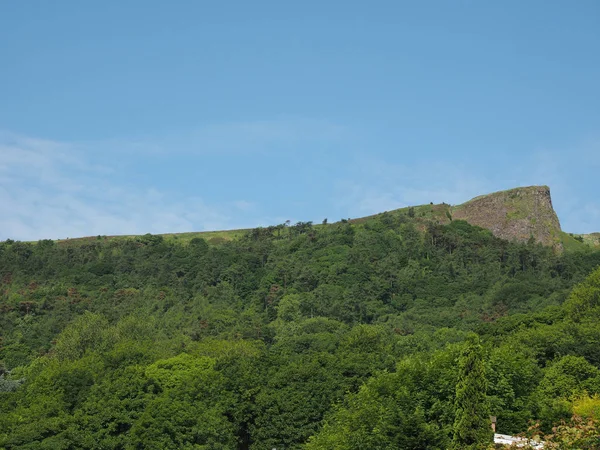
[452,186,562,247]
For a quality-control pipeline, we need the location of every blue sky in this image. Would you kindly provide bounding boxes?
[1,1,599,240]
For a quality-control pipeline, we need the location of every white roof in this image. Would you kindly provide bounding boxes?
[494,433,544,449]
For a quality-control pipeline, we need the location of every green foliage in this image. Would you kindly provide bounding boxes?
[306,377,447,450]
[306,350,457,450]
[452,334,493,449]
[521,415,600,449]
[52,311,112,361]
[130,354,235,449]
[0,374,22,393]
[564,266,600,320]
[537,356,600,400]
[0,216,600,448]
[487,344,541,434]
[572,394,600,420]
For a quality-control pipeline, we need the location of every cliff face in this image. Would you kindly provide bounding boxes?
[452,186,562,247]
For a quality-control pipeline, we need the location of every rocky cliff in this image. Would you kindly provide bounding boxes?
[452,186,562,247]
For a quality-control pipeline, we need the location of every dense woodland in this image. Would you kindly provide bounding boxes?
[2,213,600,449]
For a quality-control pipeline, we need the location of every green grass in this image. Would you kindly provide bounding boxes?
[560,231,591,252]
[350,203,452,225]
[157,229,249,244]
[506,210,528,220]
[48,228,250,247]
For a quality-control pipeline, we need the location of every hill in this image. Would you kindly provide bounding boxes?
[352,185,598,251]
[451,185,562,247]
[48,185,596,253]
[2,186,600,449]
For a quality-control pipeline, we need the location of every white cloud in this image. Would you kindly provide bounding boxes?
[0,118,347,241]
[232,200,255,212]
[0,132,233,241]
[84,118,347,157]
[1,127,598,241]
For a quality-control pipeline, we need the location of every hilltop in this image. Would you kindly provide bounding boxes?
[353,185,575,249]
[26,185,597,252]
[452,185,562,247]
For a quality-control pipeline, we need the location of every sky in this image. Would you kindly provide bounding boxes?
[1,0,599,241]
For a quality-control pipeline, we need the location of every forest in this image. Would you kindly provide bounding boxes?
[1,212,600,449]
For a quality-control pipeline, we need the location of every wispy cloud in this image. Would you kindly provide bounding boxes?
[0,118,347,241]
[0,132,229,241]
[232,200,256,212]
[330,140,600,233]
[83,118,347,157]
[2,125,598,241]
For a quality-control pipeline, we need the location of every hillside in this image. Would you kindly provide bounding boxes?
[0,201,600,450]
[451,186,561,247]
[49,185,596,253]
[583,232,600,247]
[353,185,598,251]
[2,187,600,449]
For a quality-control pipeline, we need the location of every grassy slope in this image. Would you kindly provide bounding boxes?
[559,231,591,252]
[53,228,250,247]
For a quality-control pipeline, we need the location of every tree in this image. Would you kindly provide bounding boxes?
[452,334,493,449]
[129,354,236,449]
[564,266,600,321]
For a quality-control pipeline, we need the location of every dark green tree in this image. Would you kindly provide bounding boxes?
[452,334,493,450]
